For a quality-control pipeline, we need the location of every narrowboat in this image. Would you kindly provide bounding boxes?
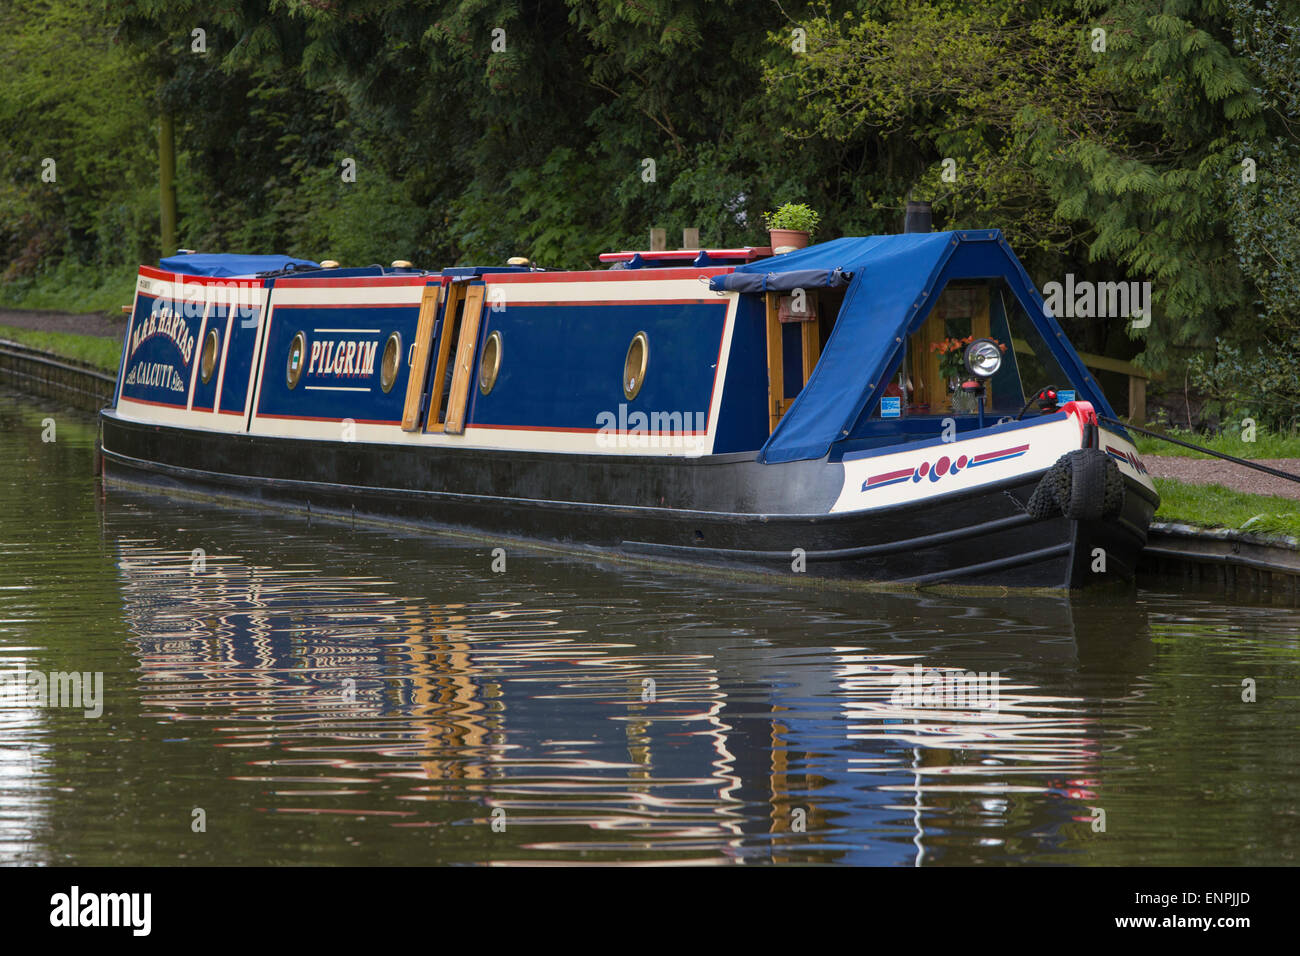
[99,227,1158,588]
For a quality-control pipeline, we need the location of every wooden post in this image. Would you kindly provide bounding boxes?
[1129,374,1146,425]
[159,111,177,256]
[649,228,667,252]
[682,227,700,249]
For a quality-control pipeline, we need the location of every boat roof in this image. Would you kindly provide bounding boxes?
[598,247,771,267]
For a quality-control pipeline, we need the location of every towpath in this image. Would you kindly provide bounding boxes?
[1143,456,1300,501]
[0,308,122,338]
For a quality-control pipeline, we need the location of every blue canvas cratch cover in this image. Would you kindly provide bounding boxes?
[725,231,1122,463]
[158,252,319,277]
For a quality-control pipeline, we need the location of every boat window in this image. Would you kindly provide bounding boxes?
[874,278,1079,420]
[1000,288,1075,416]
[479,330,502,395]
[623,332,649,400]
[200,328,219,384]
[380,332,402,393]
[286,332,306,389]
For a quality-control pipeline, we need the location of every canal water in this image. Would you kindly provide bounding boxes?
[1,387,1296,866]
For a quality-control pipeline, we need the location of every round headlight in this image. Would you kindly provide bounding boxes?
[964,338,1003,379]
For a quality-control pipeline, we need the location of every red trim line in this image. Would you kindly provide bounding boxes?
[483,267,733,284]
[254,413,401,425]
[138,265,271,286]
[867,468,915,486]
[271,302,418,309]
[971,444,1030,463]
[118,395,189,410]
[469,422,706,434]
[274,276,436,288]
[499,298,727,308]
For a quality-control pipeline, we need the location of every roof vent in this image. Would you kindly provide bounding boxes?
[904,200,932,233]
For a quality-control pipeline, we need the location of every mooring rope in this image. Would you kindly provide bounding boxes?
[1098,415,1300,486]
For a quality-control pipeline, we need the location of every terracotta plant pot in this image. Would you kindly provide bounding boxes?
[769,229,810,254]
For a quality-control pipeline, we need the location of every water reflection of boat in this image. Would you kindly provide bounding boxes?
[101,491,1152,863]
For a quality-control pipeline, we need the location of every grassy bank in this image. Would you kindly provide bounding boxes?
[0,326,121,372]
[0,264,137,318]
[1153,477,1300,537]
[1133,426,1300,460]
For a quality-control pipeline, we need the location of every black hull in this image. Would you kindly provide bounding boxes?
[99,412,1157,589]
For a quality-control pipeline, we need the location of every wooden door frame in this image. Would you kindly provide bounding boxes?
[401,282,444,432]
[425,281,468,432]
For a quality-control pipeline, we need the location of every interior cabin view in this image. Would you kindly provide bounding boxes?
[763,277,1081,452]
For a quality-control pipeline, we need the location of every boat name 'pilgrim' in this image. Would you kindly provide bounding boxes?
[308,338,378,378]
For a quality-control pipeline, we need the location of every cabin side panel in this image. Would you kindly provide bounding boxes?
[470,301,726,432]
[115,269,269,432]
[711,293,770,455]
[248,278,430,434]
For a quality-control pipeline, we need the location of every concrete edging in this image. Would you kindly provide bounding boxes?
[0,338,115,414]
[1141,520,1300,598]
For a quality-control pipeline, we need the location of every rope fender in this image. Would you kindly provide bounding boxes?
[1026,448,1125,521]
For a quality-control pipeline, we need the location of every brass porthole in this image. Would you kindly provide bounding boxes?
[286,331,306,389]
[479,330,502,395]
[200,328,219,384]
[380,332,402,393]
[623,331,649,400]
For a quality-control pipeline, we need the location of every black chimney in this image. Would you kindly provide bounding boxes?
[904,200,932,233]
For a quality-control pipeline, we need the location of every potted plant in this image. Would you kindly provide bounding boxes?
[763,203,820,253]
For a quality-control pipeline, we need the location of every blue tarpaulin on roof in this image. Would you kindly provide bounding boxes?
[739,231,1120,463]
[708,267,852,293]
[158,253,319,277]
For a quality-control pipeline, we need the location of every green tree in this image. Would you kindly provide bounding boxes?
[0,0,156,280]
[768,0,1268,367]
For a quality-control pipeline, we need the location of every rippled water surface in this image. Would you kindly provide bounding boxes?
[1,389,1297,865]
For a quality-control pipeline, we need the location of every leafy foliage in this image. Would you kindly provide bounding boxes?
[1186,0,1300,428]
[0,0,1294,408]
